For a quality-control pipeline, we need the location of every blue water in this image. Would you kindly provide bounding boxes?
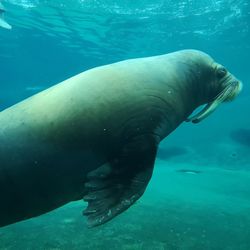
[0,0,250,249]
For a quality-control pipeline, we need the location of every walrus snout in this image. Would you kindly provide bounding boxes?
[221,77,242,102]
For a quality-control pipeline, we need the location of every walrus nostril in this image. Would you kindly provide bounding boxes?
[227,80,242,92]
[231,80,240,86]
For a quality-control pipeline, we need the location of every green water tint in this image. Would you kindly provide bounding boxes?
[0,0,249,249]
[1,159,250,250]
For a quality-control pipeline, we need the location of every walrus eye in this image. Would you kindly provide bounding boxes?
[217,67,227,78]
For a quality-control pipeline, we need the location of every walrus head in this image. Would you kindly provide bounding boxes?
[186,56,242,123]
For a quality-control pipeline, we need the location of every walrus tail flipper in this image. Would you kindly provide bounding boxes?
[83,134,159,227]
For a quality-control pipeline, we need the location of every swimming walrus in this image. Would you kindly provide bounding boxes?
[0,50,242,228]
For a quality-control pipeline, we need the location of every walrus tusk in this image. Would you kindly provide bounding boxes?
[186,102,218,123]
[186,81,242,123]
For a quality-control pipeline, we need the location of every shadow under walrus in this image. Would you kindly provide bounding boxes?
[157,146,189,161]
[230,129,250,147]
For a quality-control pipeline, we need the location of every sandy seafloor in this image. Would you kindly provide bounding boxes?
[0,142,250,250]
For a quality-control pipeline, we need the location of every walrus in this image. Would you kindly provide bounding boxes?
[0,50,242,228]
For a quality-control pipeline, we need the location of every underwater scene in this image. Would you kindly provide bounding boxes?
[0,0,250,249]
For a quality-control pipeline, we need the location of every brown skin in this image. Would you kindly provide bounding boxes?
[0,50,242,228]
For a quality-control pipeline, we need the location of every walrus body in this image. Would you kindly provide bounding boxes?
[0,50,242,228]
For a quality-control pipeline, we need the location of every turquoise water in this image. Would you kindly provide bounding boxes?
[0,0,250,249]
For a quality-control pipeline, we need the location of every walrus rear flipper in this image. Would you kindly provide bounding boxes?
[83,134,159,227]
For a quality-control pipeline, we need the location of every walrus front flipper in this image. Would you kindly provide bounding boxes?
[83,134,159,227]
